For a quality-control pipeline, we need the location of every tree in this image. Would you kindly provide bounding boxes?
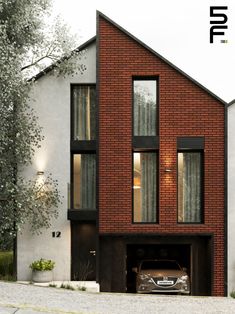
[0,0,81,249]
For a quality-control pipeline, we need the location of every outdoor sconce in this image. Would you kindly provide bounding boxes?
[37,171,44,175]
[165,168,172,173]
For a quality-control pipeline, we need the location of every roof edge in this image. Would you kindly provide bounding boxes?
[97,11,227,106]
[227,99,235,108]
[29,36,96,82]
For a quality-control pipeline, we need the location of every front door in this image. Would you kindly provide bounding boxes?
[71,222,96,281]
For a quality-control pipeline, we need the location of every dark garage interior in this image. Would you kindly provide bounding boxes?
[126,244,191,293]
[99,235,212,295]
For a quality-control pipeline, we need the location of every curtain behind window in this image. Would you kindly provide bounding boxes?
[178,152,201,222]
[141,152,157,222]
[134,80,157,136]
[80,154,96,209]
[73,85,96,140]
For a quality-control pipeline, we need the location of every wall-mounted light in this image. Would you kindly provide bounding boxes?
[37,171,44,175]
[165,168,172,173]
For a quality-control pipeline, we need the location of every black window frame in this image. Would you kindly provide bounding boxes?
[132,149,159,224]
[132,76,159,148]
[71,151,97,211]
[70,83,96,147]
[177,149,204,224]
[70,83,97,219]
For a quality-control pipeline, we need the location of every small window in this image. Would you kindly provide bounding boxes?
[178,152,202,223]
[72,85,96,141]
[73,154,96,209]
[133,152,157,223]
[133,79,157,136]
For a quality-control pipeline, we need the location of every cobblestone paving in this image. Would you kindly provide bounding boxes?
[0,282,235,314]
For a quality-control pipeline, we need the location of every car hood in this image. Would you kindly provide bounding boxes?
[138,269,186,277]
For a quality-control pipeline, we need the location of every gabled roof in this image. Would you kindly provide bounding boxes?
[30,36,96,81]
[97,11,227,106]
[227,100,235,107]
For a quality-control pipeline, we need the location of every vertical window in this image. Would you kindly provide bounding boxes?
[133,80,157,136]
[73,154,96,209]
[72,85,96,140]
[178,152,202,223]
[133,152,157,223]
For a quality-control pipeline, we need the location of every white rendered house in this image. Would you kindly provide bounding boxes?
[17,38,96,281]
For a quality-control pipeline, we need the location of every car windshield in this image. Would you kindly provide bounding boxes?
[140,260,181,270]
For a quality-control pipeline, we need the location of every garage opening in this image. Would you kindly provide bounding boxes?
[126,244,191,293]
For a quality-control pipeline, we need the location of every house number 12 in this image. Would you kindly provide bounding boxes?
[52,231,61,238]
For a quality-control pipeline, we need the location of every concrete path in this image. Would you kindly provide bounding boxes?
[0,281,235,314]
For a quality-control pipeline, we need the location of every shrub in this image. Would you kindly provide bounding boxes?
[60,283,75,290]
[230,290,235,298]
[29,258,55,271]
[0,251,13,279]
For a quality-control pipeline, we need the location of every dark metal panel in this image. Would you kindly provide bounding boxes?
[71,140,96,151]
[133,136,159,149]
[68,210,97,221]
[177,137,204,150]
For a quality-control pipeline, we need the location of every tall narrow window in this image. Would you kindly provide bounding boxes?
[72,85,96,140]
[133,152,157,222]
[133,80,157,136]
[178,152,202,223]
[73,154,96,209]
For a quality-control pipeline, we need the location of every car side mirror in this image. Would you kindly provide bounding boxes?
[182,267,187,272]
[132,267,138,273]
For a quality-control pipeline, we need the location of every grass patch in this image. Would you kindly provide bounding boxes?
[0,251,13,280]
[60,283,75,290]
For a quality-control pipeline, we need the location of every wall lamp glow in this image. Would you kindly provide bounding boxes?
[165,169,172,173]
[37,171,44,176]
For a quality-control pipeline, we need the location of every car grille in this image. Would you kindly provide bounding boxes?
[152,276,178,286]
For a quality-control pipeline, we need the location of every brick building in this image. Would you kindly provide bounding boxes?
[17,12,226,296]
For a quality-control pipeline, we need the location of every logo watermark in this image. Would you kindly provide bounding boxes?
[210,6,228,43]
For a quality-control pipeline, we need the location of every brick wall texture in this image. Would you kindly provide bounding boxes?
[98,15,225,296]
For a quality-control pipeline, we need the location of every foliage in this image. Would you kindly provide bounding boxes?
[60,282,75,290]
[49,283,57,288]
[230,290,235,298]
[30,258,55,271]
[0,251,13,279]
[0,0,81,242]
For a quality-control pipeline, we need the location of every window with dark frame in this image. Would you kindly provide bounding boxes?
[178,151,203,223]
[71,84,97,212]
[133,79,157,136]
[133,152,157,223]
[73,154,96,210]
[132,78,158,223]
[72,85,96,141]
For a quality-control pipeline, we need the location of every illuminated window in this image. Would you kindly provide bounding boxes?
[133,152,157,222]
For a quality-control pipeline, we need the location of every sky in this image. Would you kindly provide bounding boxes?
[52,0,234,103]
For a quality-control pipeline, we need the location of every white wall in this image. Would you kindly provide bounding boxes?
[228,103,235,294]
[17,41,96,281]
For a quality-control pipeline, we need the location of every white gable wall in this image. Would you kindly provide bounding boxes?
[17,41,96,281]
[228,103,235,294]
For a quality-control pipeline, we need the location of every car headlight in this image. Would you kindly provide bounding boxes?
[139,274,150,280]
[180,275,188,282]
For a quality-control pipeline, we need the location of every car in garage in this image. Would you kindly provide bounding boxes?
[134,259,190,294]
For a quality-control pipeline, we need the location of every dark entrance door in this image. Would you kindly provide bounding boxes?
[71,222,96,281]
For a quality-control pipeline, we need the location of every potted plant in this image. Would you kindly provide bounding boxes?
[30,258,55,283]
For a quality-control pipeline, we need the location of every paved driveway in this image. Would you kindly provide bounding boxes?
[0,282,235,314]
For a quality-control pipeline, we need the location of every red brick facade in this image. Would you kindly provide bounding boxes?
[98,15,225,296]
